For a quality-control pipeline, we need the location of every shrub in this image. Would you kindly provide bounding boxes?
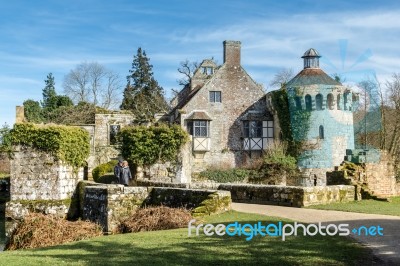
[199,168,252,183]
[249,140,299,184]
[118,206,193,233]
[119,124,188,167]
[6,213,102,250]
[9,123,90,169]
[92,160,118,182]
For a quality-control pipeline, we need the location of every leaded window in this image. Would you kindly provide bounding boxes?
[187,120,209,137]
[243,121,262,138]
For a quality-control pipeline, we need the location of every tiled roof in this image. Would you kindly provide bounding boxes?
[285,68,341,87]
[186,111,212,120]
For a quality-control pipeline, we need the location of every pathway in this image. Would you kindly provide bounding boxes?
[232,203,400,265]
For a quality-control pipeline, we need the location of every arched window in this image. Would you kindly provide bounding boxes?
[344,93,348,110]
[305,94,312,111]
[337,94,341,110]
[295,96,302,110]
[315,94,323,110]
[327,93,334,110]
[319,125,324,139]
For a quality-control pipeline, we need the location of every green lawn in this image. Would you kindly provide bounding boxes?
[0,211,372,266]
[306,197,400,216]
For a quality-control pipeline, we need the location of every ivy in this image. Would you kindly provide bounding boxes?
[118,124,189,167]
[270,89,311,156]
[9,123,90,169]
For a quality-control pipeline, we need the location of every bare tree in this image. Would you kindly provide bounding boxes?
[102,71,122,109]
[177,59,199,86]
[385,73,400,155]
[63,63,90,102]
[63,62,122,109]
[269,68,294,89]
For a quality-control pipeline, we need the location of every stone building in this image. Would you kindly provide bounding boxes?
[78,112,136,174]
[268,48,356,186]
[170,41,274,176]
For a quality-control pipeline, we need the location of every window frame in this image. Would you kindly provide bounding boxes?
[315,94,323,110]
[109,124,121,145]
[319,125,324,139]
[243,120,263,138]
[188,120,210,137]
[305,94,312,111]
[209,91,222,103]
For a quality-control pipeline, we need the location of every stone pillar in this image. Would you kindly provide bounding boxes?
[15,106,25,123]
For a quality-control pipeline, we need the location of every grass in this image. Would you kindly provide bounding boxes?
[0,211,372,266]
[306,197,400,216]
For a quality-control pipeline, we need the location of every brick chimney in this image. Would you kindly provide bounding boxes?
[223,40,241,66]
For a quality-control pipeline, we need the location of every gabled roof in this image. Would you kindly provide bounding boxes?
[170,84,202,113]
[186,111,212,120]
[285,68,341,87]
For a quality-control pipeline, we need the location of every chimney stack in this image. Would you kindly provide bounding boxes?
[223,40,241,66]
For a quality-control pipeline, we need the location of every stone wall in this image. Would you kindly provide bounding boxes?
[82,185,148,233]
[6,200,70,220]
[364,152,397,197]
[0,154,10,173]
[397,182,400,196]
[327,152,398,198]
[136,180,355,207]
[80,182,231,233]
[10,146,83,201]
[144,187,231,209]
[219,184,354,207]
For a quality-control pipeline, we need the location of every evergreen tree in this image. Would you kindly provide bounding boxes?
[42,73,58,111]
[121,48,169,122]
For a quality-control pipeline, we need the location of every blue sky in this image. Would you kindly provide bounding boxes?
[1,0,400,126]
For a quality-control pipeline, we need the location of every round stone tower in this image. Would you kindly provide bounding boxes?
[284,48,355,186]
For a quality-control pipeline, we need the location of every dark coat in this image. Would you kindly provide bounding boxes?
[114,164,122,183]
[120,166,132,185]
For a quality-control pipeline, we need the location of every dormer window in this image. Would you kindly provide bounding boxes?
[202,67,214,75]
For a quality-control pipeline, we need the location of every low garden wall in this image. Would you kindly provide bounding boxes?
[219,184,355,207]
[136,180,355,207]
[6,181,232,234]
[80,184,231,233]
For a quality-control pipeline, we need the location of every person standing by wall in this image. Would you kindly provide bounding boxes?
[114,159,123,184]
[120,160,132,186]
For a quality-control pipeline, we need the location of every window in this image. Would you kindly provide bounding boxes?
[344,92,349,111]
[187,120,209,137]
[202,67,214,75]
[209,91,221,103]
[243,121,262,138]
[305,94,312,111]
[327,93,334,110]
[319,125,324,139]
[109,125,120,145]
[315,94,323,110]
[337,94,341,110]
[295,96,302,110]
